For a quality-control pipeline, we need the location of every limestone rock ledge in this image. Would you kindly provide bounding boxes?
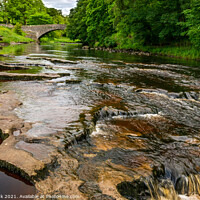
[0,89,86,199]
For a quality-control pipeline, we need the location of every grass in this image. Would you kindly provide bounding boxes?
[140,45,200,60]
[40,36,81,43]
[54,37,81,43]
[0,26,33,44]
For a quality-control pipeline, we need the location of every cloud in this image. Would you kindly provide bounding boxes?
[43,0,77,15]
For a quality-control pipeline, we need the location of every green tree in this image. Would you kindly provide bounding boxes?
[46,8,65,24]
[86,0,115,46]
[0,0,46,25]
[27,13,54,25]
[13,22,23,35]
[111,0,190,47]
[0,0,10,23]
[182,0,200,48]
[67,0,88,42]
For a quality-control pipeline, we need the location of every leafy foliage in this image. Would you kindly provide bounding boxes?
[182,0,200,48]
[86,0,115,46]
[66,0,88,42]
[13,22,23,35]
[66,0,200,49]
[27,13,54,25]
[0,26,33,43]
[0,0,65,25]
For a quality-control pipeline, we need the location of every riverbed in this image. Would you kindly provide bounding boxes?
[0,43,199,200]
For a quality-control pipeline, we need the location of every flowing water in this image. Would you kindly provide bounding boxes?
[0,43,200,199]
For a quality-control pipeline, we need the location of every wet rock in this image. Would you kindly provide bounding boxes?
[45,58,78,64]
[79,181,102,196]
[152,164,166,179]
[91,82,105,88]
[179,92,200,101]
[117,176,181,200]
[175,175,189,195]
[0,136,45,177]
[93,106,154,122]
[118,164,200,200]
[189,92,200,101]
[117,179,151,200]
[65,79,82,84]
[13,130,21,137]
[135,88,168,96]
[57,73,70,77]
[0,90,8,94]
[0,54,14,58]
[26,57,44,60]
[176,174,200,196]
[0,72,60,81]
[0,91,26,135]
[135,88,200,102]
[184,92,193,100]
[82,46,90,50]
[0,159,35,184]
[89,194,116,200]
[27,57,78,64]
[15,141,55,161]
[77,164,99,182]
[0,62,29,70]
[157,179,179,200]
[45,66,54,70]
[0,61,48,68]
[168,92,181,99]
[64,129,86,148]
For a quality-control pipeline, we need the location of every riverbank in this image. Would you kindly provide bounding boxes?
[40,36,81,43]
[141,45,200,60]
[0,26,33,46]
[83,45,200,60]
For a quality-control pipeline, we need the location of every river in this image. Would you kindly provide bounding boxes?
[0,43,199,200]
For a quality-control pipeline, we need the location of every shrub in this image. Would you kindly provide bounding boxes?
[13,23,23,35]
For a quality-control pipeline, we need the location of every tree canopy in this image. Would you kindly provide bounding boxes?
[0,0,65,25]
[66,0,200,49]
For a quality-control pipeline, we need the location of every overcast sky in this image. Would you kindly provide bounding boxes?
[43,0,77,15]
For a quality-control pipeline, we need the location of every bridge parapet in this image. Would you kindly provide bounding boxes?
[0,24,14,28]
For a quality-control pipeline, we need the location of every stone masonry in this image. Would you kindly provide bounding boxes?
[0,24,66,42]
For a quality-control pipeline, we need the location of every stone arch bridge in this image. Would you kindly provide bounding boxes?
[0,24,66,42]
[22,24,66,41]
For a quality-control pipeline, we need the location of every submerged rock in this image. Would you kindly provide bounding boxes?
[27,57,78,64]
[82,46,90,50]
[65,79,82,84]
[79,181,102,196]
[0,72,60,81]
[117,179,152,200]
[135,88,200,101]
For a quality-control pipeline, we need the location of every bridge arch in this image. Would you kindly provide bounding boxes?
[38,29,63,40]
[21,24,66,42]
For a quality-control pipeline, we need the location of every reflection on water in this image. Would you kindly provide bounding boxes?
[0,43,200,199]
[0,169,35,199]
